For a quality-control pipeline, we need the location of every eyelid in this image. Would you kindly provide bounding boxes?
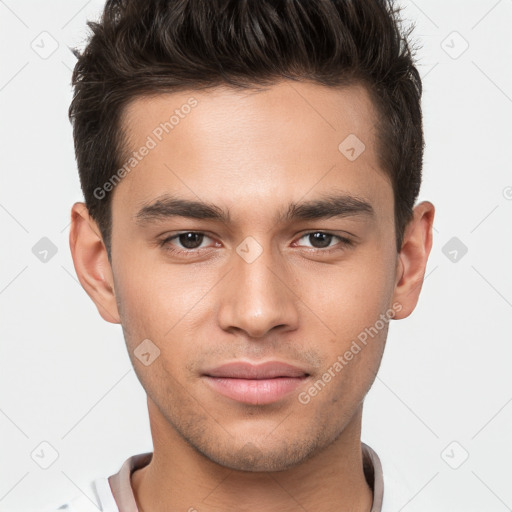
[293,231,354,248]
[159,231,216,251]
[159,230,354,256]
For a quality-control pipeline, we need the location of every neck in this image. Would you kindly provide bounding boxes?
[131,400,373,512]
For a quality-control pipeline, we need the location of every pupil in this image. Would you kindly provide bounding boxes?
[180,233,202,249]
[177,233,332,250]
[310,232,331,248]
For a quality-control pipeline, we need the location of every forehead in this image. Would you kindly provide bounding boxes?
[112,80,392,227]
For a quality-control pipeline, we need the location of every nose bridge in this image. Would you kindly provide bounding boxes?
[217,236,299,338]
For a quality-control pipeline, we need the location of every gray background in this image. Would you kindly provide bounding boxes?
[1,0,511,510]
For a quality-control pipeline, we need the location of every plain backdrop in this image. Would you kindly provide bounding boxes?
[1,1,511,511]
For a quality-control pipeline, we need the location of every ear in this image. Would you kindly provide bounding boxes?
[392,201,435,319]
[69,202,120,324]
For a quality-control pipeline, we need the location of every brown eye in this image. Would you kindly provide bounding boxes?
[160,232,215,256]
[296,232,353,251]
[307,232,333,248]
[176,232,205,249]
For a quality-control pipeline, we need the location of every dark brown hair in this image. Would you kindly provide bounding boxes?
[69,0,423,260]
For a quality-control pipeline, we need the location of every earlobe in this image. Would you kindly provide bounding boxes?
[392,201,435,320]
[69,202,121,324]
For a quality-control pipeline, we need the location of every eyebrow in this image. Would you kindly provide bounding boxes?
[134,192,375,227]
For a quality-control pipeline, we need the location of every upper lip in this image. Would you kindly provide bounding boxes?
[203,361,310,379]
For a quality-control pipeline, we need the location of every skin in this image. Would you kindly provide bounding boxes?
[69,80,434,512]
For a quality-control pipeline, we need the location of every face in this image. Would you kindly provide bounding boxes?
[75,80,425,472]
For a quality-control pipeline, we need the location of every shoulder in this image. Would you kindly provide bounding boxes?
[40,476,116,512]
[380,453,417,511]
[39,451,152,512]
[362,441,419,512]
[40,495,101,512]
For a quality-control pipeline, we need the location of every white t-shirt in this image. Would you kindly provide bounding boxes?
[43,442,415,512]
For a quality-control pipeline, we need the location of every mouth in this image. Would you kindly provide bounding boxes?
[202,360,311,405]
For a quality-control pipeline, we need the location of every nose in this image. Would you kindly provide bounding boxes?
[216,240,300,339]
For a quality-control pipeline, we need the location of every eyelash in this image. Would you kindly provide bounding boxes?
[158,231,354,257]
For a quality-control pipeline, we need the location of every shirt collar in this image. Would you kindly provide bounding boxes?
[107,442,384,512]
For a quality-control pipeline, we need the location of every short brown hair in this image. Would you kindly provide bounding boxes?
[69,0,423,260]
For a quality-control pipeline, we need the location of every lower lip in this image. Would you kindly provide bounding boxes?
[203,376,309,405]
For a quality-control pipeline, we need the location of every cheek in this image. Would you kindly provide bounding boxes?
[297,252,396,344]
[113,252,195,340]
[113,255,216,384]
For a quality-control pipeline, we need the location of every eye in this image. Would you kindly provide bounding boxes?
[294,231,353,252]
[158,230,354,258]
[159,232,216,256]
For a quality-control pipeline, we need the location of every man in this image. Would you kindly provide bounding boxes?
[55,0,434,510]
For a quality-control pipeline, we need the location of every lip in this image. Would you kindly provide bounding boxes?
[203,361,310,379]
[202,361,311,405]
